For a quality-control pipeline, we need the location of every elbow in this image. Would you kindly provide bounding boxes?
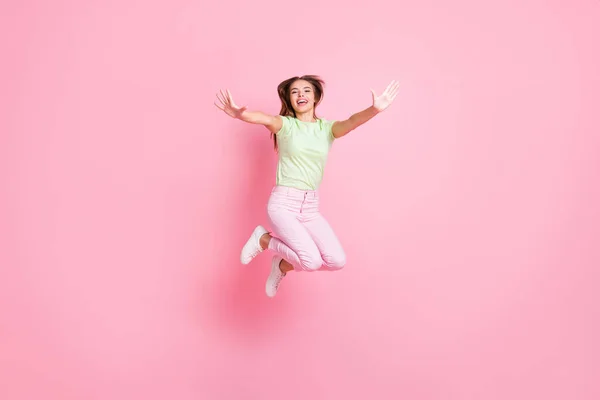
[332,120,354,138]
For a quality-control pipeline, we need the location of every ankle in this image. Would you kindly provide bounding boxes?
[259,233,271,250]
[279,260,292,274]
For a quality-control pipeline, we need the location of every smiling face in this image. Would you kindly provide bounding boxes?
[289,79,316,115]
[274,75,326,149]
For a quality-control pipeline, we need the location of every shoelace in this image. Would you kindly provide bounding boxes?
[273,271,285,289]
[249,242,263,258]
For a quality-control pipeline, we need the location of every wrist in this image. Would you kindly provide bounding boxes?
[237,109,248,120]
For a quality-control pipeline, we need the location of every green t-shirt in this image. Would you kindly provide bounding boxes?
[275,115,336,191]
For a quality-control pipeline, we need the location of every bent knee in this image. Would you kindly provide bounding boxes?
[299,254,323,271]
[326,250,347,269]
[323,253,346,270]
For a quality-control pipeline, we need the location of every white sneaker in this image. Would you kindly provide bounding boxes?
[266,256,286,298]
[240,225,268,264]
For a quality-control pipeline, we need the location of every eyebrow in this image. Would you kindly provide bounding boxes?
[291,87,312,90]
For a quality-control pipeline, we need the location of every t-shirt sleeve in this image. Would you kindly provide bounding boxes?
[325,119,337,143]
[275,115,291,137]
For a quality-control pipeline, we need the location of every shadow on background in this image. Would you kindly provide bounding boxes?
[204,124,298,342]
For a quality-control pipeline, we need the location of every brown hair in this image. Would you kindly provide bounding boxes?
[271,75,325,150]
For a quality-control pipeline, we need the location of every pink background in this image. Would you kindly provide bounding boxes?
[2,0,599,399]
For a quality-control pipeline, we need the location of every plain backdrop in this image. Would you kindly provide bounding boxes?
[1,0,599,399]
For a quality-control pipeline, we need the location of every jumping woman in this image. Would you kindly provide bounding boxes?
[214,75,399,297]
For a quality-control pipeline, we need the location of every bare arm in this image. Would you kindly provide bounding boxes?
[332,80,400,139]
[214,89,282,133]
[332,106,380,138]
[236,110,282,133]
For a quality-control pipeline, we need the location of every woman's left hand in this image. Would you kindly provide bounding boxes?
[371,80,400,112]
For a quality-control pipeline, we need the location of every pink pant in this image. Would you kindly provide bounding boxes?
[266,185,346,272]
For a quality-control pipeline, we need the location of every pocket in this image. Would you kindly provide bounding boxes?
[267,192,284,211]
[267,191,298,214]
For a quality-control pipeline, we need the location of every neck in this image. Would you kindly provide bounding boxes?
[295,111,316,122]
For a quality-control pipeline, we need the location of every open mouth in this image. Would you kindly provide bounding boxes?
[297,99,308,106]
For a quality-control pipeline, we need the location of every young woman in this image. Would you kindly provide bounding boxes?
[214,75,399,297]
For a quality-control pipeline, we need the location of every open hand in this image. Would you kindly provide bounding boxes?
[371,80,400,112]
[214,89,247,119]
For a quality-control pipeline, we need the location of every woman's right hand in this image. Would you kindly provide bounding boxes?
[214,89,247,119]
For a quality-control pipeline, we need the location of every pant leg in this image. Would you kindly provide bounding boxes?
[266,188,324,272]
[301,195,346,271]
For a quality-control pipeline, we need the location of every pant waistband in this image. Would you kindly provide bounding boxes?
[271,185,318,199]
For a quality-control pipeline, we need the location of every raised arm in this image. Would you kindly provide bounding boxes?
[214,89,282,133]
[332,80,400,138]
